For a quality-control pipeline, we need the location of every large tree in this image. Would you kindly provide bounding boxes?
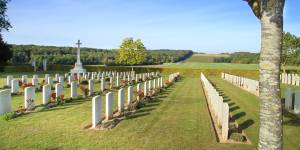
[0,0,12,64]
[116,37,147,65]
[282,32,300,72]
[247,0,285,149]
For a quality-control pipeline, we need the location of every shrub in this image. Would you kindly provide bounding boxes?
[80,80,88,85]
[230,133,246,142]
[2,112,17,121]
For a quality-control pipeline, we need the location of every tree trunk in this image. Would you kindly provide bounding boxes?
[258,0,285,150]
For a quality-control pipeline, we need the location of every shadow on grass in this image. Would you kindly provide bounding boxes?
[125,78,181,120]
[239,119,255,130]
[212,79,254,130]
[283,110,300,126]
[232,112,246,120]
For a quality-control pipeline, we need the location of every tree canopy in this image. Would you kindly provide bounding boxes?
[0,0,12,64]
[116,37,147,65]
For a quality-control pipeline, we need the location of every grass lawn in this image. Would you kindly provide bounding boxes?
[0,71,299,149]
[157,54,300,71]
[184,54,230,63]
[0,76,256,150]
[209,76,300,150]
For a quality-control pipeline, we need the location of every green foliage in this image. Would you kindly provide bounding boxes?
[0,0,12,64]
[229,133,246,142]
[116,37,147,65]
[1,112,17,121]
[214,52,259,64]
[80,80,88,85]
[7,44,192,66]
[282,32,300,66]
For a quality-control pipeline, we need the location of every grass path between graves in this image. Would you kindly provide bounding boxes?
[209,76,300,150]
[0,76,254,150]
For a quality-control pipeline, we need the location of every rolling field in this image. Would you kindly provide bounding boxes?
[160,54,300,71]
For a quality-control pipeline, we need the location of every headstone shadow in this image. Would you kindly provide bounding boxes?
[283,110,300,126]
[239,119,254,130]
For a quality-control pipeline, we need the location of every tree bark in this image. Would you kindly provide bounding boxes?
[258,0,285,150]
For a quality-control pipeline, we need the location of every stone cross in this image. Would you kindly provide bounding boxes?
[76,40,82,64]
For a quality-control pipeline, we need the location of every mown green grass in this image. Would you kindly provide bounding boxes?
[1,70,299,149]
[184,54,229,63]
[209,76,300,150]
[160,54,300,71]
[163,62,259,70]
[0,76,256,150]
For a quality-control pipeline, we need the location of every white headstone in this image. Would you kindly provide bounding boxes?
[71,81,77,98]
[32,78,39,88]
[59,76,64,84]
[55,74,59,82]
[45,74,50,81]
[116,75,120,88]
[294,90,300,114]
[92,95,102,128]
[144,82,148,97]
[285,88,293,110]
[11,79,19,93]
[6,75,13,87]
[47,77,53,85]
[106,92,113,120]
[89,79,94,96]
[128,86,133,106]
[33,75,39,79]
[42,84,51,105]
[55,83,63,98]
[0,89,12,115]
[22,75,28,84]
[24,87,35,110]
[222,103,229,141]
[110,77,113,89]
[118,88,125,112]
[101,78,106,92]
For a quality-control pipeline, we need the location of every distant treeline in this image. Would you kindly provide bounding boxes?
[8,44,193,66]
[214,52,259,64]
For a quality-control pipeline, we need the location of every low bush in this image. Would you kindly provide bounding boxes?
[1,112,17,121]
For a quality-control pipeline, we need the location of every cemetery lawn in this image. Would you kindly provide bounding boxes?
[209,76,300,150]
[1,74,299,150]
[0,76,255,150]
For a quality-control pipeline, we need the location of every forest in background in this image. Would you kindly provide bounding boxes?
[8,44,193,66]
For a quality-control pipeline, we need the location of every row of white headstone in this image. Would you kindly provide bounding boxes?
[0,82,65,115]
[0,71,162,116]
[280,73,300,86]
[284,88,300,114]
[201,73,229,141]
[91,76,167,128]
[5,71,160,94]
[221,73,259,96]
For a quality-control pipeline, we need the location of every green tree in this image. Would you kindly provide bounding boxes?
[116,37,147,65]
[247,0,285,149]
[0,0,12,64]
[282,32,300,72]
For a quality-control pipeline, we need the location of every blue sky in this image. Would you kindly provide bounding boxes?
[3,0,300,53]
